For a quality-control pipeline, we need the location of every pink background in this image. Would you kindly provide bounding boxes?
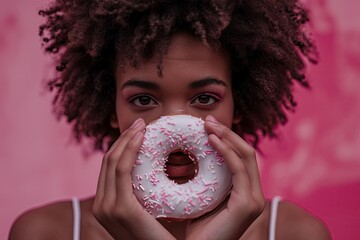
[1,0,359,239]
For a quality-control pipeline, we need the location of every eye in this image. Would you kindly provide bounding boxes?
[191,94,218,106]
[130,95,158,107]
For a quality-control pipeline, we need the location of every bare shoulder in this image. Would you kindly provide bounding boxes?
[277,200,332,240]
[9,200,73,240]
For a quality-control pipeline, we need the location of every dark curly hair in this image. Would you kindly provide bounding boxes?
[38,0,317,151]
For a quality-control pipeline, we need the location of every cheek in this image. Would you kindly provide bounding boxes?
[216,111,234,128]
[117,114,139,134]
[213,97,235,128]
[115,97,136,134]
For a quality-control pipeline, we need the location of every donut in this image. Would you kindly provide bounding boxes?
[131,115,232,219]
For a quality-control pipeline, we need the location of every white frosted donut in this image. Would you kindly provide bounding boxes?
[131,115,232,219]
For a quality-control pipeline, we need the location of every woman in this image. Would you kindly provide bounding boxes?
[10,1,331,239]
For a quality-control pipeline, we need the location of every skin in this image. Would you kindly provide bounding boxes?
[9,32,331,240]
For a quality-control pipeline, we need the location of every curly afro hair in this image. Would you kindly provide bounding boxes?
[39,0,317,151]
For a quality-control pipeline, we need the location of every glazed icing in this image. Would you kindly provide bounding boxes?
[132,115,232,219]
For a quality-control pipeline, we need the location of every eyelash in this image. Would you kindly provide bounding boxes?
[128,94,158,107]
[191,93,220,106]
[128,93,220,107]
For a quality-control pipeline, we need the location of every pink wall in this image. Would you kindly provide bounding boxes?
[1,0,359,239]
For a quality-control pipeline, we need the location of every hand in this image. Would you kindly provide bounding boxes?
[92,118,175,240]
[185,115,266,240]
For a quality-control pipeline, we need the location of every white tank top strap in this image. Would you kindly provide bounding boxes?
[268,196,282,240]
[72,197,81,240]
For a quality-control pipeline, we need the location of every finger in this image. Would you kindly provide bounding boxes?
[208,134,265,222]
[115,130,145,204]
[205,116,263,199]
[205,116,261,182]
[204,115,253,157]
[94,137,122,204]
[208,133,252,196]
[108,118,145,161]
[94,154,109,205]
[103,119,145,203]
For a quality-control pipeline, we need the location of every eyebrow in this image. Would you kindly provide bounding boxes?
[188,77,227,89]
[120,78,160,90]
[120,77,227,90]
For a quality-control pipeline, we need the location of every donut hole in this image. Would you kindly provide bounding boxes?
[165,149,199,184]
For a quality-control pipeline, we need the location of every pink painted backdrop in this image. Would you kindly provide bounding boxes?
[1,0,359,239]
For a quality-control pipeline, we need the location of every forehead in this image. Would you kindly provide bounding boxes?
[115,32,231,83]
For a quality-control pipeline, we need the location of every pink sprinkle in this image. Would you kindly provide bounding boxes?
[208,160,215,170]
[216,151,224,163]
[184,206,192,214]
[174,190,183,196]
[197,187,209,195]
[188,146,196,151]
[149,172,159,186]
[144,199,162,212]
[135,160,143,165]
[150,193,157,200]
[202,178,218,188]
[188,199,196,207]
[204,150,214,155]
[198,195,213,207]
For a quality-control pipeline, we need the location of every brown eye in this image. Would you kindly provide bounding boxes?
[198,95,211,104]
[192,94,217,105]
[138,96,151,105]
[131,95,157,106]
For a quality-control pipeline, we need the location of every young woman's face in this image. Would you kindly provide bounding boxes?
[113,32,239,132]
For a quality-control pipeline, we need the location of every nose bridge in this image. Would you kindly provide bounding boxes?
[162,100,188,116]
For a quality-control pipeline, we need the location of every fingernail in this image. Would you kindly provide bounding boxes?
[131,118,144,128]
[206,115,219,124]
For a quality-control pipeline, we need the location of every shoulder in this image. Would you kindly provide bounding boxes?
[9,200,74,240]
[277,200,332,240]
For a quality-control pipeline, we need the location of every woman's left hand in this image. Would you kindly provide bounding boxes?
[185,115,266,240]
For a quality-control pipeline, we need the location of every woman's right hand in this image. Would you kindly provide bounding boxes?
[92,118,175,240]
